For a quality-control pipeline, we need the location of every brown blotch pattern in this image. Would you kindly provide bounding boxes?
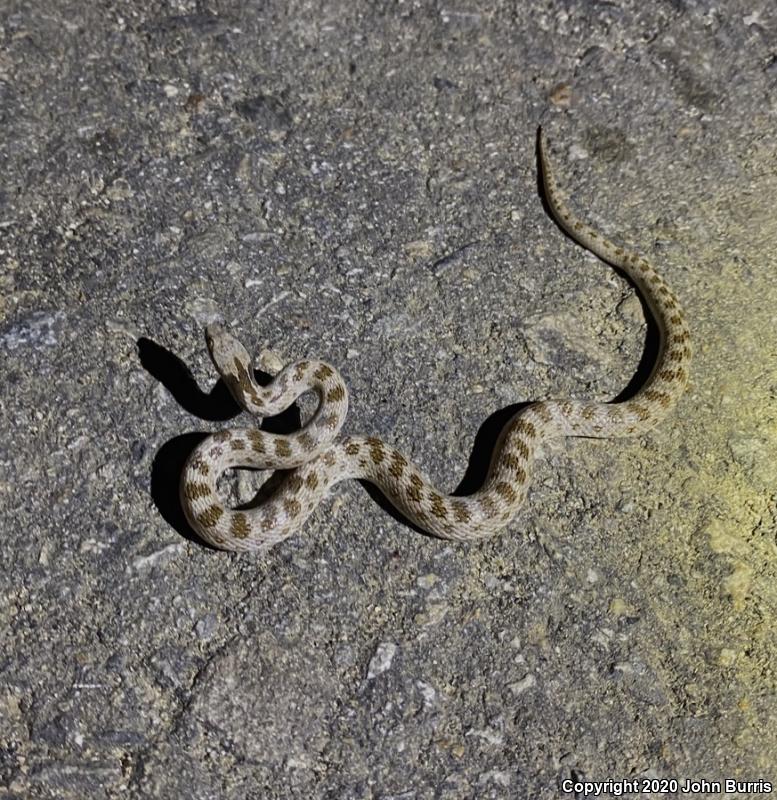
[184,482,211,501]
[644,389,672,408]
[452,501,471,523]
[367,437,386,464]
[389,450,407,478]
[298,431,316,451]
[233,358,262,407]
[406,474,423,503]
[501,453,523,473]
[305,471,319,490]
[248,430,265,453]
[495,482,517,504]
[283,498,301,517]
[294,361,310,381]
[535,404,553,423]
[275,439,292,457]
[230,438,245,450]
[261,514,276,532]
[628,403,652,422]
[321,412,339,430]
[191,459,210,476]
[231,513,250,539]
[197,505,223,528]
[326,384,345,402]
[287,475,304,493]
[479,496,498,518]
[515,419,537,438]
[512,439,530,460]
[429,491,448,519]
[314,364,334,381]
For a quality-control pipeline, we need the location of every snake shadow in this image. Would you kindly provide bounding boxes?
[142,131,661,547]
[359,401,535,538]
[139,337,302,547]
[368,136,664,534]
[534,127,660,401]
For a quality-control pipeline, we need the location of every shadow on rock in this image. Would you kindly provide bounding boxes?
[139,336,302,547]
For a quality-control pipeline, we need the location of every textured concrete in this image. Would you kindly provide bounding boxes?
[1,1,776,798]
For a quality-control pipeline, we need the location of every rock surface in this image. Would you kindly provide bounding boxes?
[1,1,776,798]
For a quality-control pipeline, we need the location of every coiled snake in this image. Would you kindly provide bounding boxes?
[181,129,691,551]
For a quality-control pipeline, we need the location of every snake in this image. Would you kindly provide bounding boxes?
[180,128,691,552]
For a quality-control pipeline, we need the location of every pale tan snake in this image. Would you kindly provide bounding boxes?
[181,128,691,551]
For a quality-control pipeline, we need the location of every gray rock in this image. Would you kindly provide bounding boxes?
[1,1,775,797]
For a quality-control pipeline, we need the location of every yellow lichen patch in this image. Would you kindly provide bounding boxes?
[608,598,637,618]
[723,562,753,612]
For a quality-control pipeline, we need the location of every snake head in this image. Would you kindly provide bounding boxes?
[204,324,253,379]
[204,323,227,361]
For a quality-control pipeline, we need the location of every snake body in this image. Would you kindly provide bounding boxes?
[181,129,691,551]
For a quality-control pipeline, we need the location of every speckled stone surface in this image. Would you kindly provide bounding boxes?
[1,2,776,798]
